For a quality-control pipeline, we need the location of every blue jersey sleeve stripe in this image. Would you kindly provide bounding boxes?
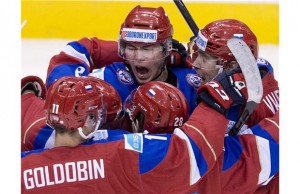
[139,134,171,174]
[174,128,207,184]
[251,124,276,143]
[250,118,279,178]
[187,134,208,176]
[269,140,279,177]
[21,148,47,158]
[33,126,55,150]
[222,136,243,171]
[46,63,89,87]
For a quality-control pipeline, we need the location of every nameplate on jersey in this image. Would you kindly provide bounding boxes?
[121,28,157,43]
[124,133,143,153]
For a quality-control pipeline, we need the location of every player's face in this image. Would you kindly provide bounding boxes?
[192,50,221,84]
[125,43,165,84]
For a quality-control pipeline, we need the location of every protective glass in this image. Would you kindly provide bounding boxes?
[118,38,172,62]
[78,103,107,140]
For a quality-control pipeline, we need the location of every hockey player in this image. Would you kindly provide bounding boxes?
[46,5,201,116]
[188,19,279,127]
[21,79,279,194]
[188,19,279,193]
[21,75,122,151]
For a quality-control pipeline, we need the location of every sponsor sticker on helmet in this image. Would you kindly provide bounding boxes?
[186,74,202,88]
[121,28,158,43]
[116,69,134,84]
[124,133,143,153]
[196,31,208,51]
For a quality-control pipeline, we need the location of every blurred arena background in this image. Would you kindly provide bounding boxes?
[21,0,279,80]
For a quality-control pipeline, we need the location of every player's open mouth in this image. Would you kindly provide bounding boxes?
[135,67,150,79]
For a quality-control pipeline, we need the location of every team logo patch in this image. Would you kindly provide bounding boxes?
[186,74,202,88]
[116,69,134,85]
[121,28,157,43]
[124,133,143,153]
[257,57,270,66]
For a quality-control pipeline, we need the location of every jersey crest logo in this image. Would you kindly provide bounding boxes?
[186,74,202,88]
[116,69,134,85]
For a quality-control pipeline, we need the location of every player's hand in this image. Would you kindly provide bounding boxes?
[197,69,248,115]
[185,36,198,68]
[21,75,47,99]
[166,39,187,67]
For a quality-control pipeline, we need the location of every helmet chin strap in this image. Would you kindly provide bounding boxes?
[77,119,101,140]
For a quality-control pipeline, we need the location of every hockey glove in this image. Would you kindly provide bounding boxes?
[21,75,47,99]
[197,69,248,116]
[185,36,198,68]
[167,39,187,67]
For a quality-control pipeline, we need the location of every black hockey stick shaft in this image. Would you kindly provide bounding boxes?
[173,0,199,36]
[229,101,257,136]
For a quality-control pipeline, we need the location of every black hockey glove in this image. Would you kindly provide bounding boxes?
[167,39,187,67]
[197,69,248,116]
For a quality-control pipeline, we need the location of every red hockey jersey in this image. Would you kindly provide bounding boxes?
[22,103,279,194]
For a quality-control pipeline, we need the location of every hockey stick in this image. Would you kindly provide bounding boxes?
[173,0,199,36]
[227,38,263,136]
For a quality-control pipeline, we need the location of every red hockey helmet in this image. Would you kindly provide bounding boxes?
[188,19,258,68]
[124,81,188,134]
[44,76,121,131]
[92,78,122,123]
[118,5,173,59]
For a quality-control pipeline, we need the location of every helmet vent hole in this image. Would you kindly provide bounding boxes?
[155,110,161,123]
[135,24,149,28]
[69,83,75,88]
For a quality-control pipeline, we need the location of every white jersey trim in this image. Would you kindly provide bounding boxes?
[89,68,105,80]
[174,128,201,185]
[44,130,56,149]
[184,123,217,161]
[257,136,272,184]
[63,45,90,67]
